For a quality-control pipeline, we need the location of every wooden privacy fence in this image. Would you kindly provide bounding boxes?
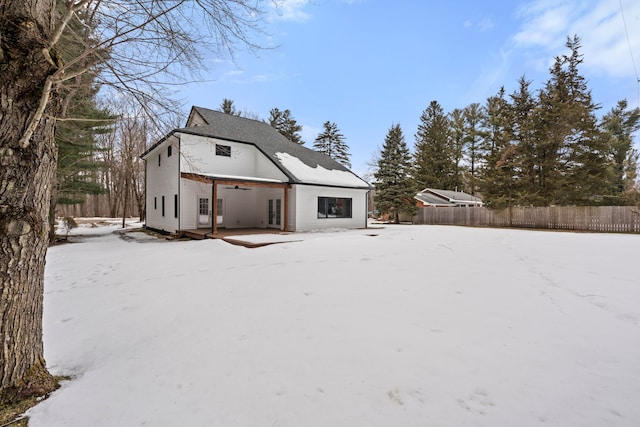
[412,206,640,233]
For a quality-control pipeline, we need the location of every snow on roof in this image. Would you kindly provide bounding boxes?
[275,152,369,188]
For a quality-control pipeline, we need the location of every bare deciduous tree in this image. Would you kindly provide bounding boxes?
[0,0,267,400]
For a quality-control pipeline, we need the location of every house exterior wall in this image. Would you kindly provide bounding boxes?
[291,185,369,232]
[180,178,211,230]
[287,187,296,231]
[222,187,257,228]
[144,135,180,233]
[179,133,288,181]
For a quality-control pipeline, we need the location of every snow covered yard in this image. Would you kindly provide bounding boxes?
[29,223,640,426]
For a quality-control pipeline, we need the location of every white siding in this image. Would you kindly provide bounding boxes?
[222,187,257,228]
[179,133,288,181]
[180,179,211,230]
[291,185,369,232]
[144,136,180,232]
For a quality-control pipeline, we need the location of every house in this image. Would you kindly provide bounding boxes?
[415,188,483,208]
[140,106,371,235]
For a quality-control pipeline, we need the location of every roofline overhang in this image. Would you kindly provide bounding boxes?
[180,172,291,189]
[140,131,177,159]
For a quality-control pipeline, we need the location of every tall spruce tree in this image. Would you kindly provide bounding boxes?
[219,98,241,116]
[449,108,467,190]
[413,100,457,190]
[313,121,352,168]
[48,2,114,241]
[463,103,486,196]
[600,100,640,204]
[537,36,612,205]
[53,92,113,238]
[478,88,517,208]
[508,75,539,204]
[374,124,415,223]
[269,107,304,144]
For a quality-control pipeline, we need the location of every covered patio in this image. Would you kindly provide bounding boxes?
[180,172,292,236]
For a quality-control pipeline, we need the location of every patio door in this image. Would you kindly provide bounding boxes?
[267,198,282,228]
[197,196,211,228]
[216,197,224,227]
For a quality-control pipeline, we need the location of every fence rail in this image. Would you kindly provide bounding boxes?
[412,206,640,233]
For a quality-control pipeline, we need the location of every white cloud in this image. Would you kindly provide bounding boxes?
[478,18,495,32]
[300,124,321,144]
[269,0,311,22]
[463,16,495,32]
[513,0,640,78]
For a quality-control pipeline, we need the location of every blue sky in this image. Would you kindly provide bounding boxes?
[179,0,640,177]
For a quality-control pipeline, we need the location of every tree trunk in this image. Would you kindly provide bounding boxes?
[0,0,59,400]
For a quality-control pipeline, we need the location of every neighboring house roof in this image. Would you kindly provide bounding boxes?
[415,188,483,206]
[142,106,370,189]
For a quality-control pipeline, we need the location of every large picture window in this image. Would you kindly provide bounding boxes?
[318,197,352,218]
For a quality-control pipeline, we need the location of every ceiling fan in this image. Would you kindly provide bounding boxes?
[224,185,251,191]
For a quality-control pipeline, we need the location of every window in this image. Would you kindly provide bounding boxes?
[216,144,231,157]
[168,145,172,157]
[158,154,161,166]
[216,198,224,225]
[174,194,178,218]
[162,196,165,217]
[318,197,352,218]
[154,197,157,210]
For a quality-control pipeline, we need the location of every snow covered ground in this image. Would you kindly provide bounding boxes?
[28,221,640,426]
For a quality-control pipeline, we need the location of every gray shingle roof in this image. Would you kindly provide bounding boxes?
[144,106,369,189]
[415,188,483,205]
[426,189,482,203]
[415,192,456,206]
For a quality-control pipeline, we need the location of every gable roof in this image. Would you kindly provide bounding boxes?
[142,107,370,189]
[415,188,483,206]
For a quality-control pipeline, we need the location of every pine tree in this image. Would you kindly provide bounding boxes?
[269,107,304,144]
[462,103,486,196]
[621,149,640,205]
[508,75,539,204]
[54,94,112,220]
[374,124,415,223]
[449,108,466,190]
[413,100,457,190]
[478,88,517,208]
[313,121,351,168]
[51,5,114,240]
[537,36,613,205]
[219,98,241,116]
[600,99,640,203]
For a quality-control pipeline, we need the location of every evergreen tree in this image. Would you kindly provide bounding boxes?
[219,98,241,116]
[269,107,304,144]
[538,36,613,205]
[449,108,467,190]
[374,124,415,223]
[478,88,517,208]
[600,99,640,203]
[462,103,486,196]
[313,121,352,168]
[55,95,112,204]
[50,3,114,240]
[508,75,539,204]
[413,100,457,190]
[621,149,640,205]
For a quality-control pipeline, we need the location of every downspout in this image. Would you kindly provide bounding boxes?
[212,179,217,236]
[143,157,148,229]
[177,136,181,231]
[283,185,290,232]
[366,189,370,229]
